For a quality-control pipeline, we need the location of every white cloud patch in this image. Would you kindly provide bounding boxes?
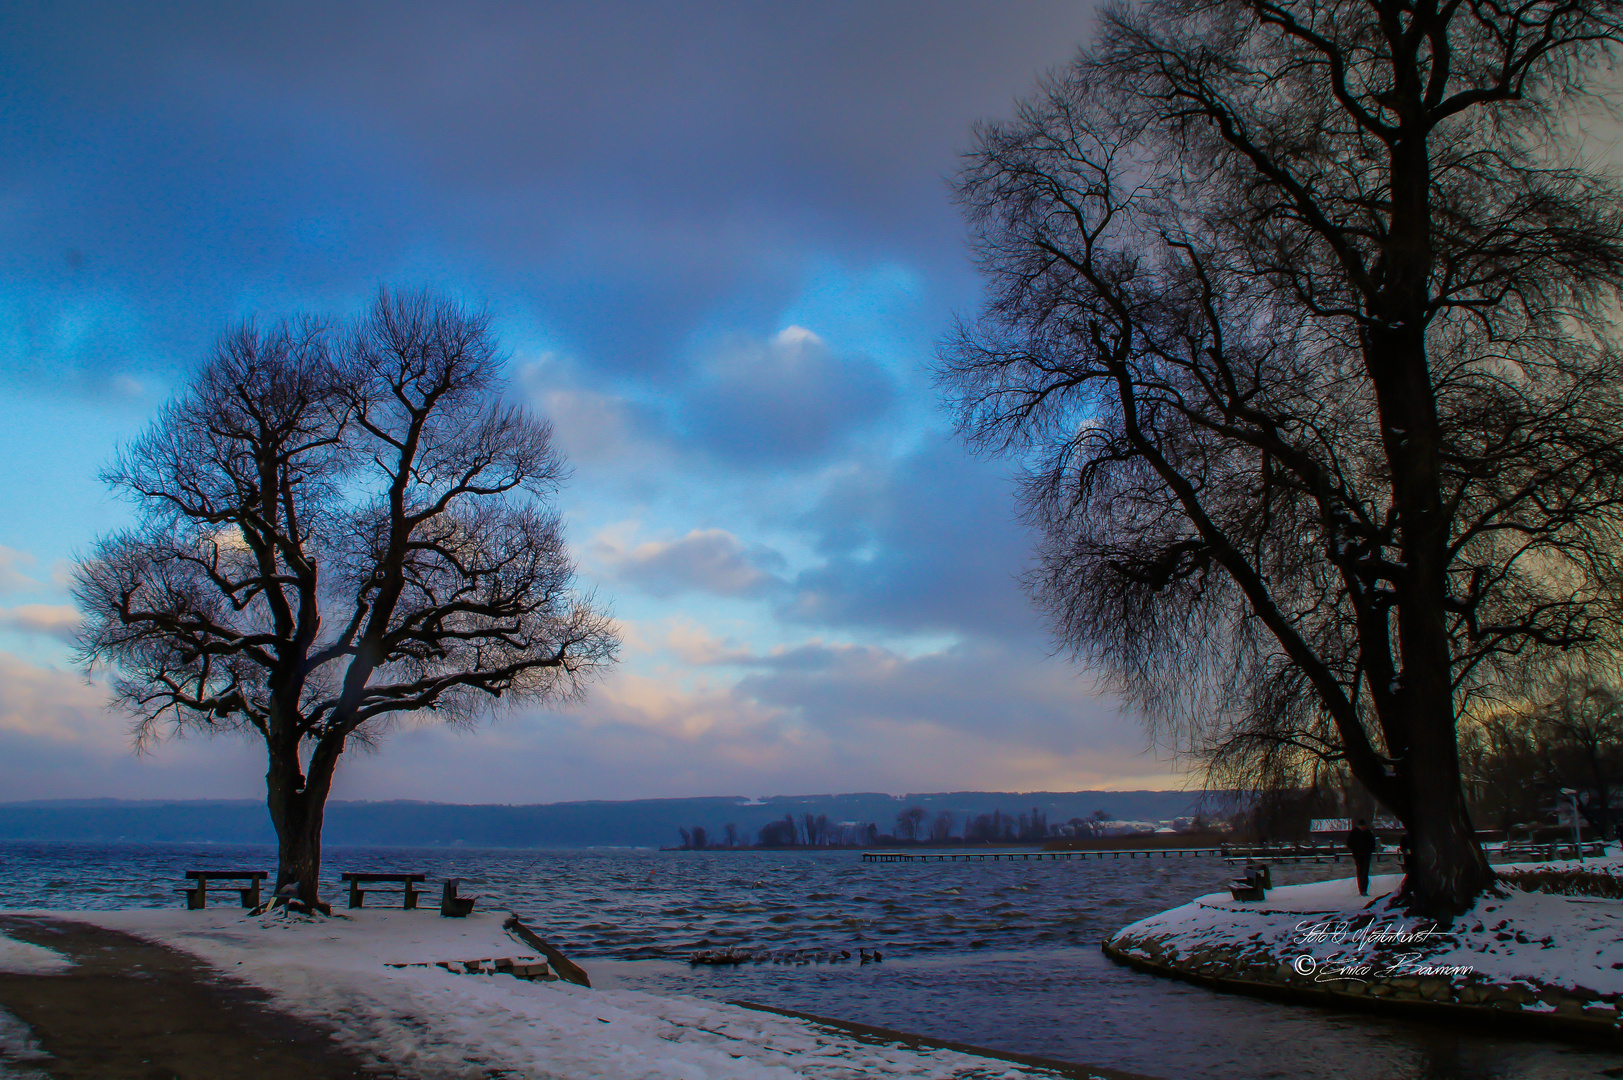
[683,326,895,465]
[774,325,822,348]
[661,621,755,667]
[0,651,270,800]
[512,354,673,469]
[0,546,43,594]
[0,622,1184,802]
[0,604,82,642]
[329,633,1183,802]
[594,526,785,599]
[0,651,113,744]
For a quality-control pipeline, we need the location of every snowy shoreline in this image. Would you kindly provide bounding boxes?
[0,906,1132,1080]
[1103,857,1623,1040]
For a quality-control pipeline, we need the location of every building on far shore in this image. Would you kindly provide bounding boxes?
[1309,817,1401,841]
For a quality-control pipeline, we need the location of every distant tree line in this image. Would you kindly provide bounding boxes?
[1230,672,1623,843]
[669,804,1196,849]
[1459,672,1623,841]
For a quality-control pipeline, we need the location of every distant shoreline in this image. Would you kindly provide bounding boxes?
[663,832,1231,853]
[0,790,1211,850]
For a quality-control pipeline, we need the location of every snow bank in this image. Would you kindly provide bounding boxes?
[26,907,1090,1080]
[1105,854,1623,1029]
[0,1004,52,1080]
[0,931,71,976]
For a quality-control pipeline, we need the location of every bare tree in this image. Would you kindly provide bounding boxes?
[940,0,1623,914]
[896,805,928,843]
[929,810,955,842]
[1462,673,1623,837]
[75,288,619,909]
[1461,709,1545,835]
[1530,671,1623,835]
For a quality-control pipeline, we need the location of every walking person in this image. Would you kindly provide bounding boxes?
[1346,819,1378,897]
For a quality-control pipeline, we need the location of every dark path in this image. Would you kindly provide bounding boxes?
[0,916,389,1080]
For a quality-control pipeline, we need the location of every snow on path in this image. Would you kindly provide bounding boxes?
[12,908,1091,1080]
[0,932,71,976]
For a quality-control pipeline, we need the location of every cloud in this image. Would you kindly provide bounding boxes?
[661,622,756,667]
[683,327,895,465]
[594,526,786,599]
[783,437,1040,639]
[514,358,672,467]
[0,619,1181,803]
[0,4,1175,804]
[322,630,1183,803]
[0,604,81,643]
[731,639,1137,754]
[0,3,1095,387]
[0,650,270,800]
[0,546,43,594]
[0,652,111,744]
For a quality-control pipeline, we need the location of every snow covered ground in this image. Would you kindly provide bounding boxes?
[1105,854,1623,1027]
[3,907,1108,1080]
[0,934,69,977]
[0,932,65,1079]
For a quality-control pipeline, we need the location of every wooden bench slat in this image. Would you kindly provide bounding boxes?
[339,873,427,883]
[339,871,426,910]
[179,871,265,910]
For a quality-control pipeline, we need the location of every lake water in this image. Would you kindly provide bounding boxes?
[2,841,1618,1080]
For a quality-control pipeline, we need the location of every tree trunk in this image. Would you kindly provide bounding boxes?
[266,734,344,914]
[1364,142,1498,914]
[272,792,329,913]
[1400,714,1496,916]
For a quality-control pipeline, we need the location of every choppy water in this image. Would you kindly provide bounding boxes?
[2,841,1618,1080]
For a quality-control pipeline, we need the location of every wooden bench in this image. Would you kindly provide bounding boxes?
[179,870,268,910]
[339,872,425,909]
[440,878,479,918]
[1499,841,1608,861]
[1228,864,1271,902]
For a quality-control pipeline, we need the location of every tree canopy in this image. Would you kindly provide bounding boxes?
[941,0,1623,913]
[76,288,618,904]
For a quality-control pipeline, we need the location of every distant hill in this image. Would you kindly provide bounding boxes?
[0,790,1216,849]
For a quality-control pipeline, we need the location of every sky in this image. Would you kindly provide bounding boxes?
[0,0,1193,804]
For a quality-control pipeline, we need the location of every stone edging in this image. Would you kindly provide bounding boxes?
[1101,937,1623,1043]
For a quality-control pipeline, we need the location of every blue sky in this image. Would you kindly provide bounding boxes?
[0,1,1189,803]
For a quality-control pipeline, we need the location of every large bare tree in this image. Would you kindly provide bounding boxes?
[941,0,1623,913]
[75,289,619,908]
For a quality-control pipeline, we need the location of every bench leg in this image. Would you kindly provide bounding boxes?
[349,882,365,909]
[240,884,261,908]
[403,887,419,911]
[182,887,203,910]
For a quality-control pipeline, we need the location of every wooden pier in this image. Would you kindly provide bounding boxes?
[862,848,1219,863]
[861,845,1408,864]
